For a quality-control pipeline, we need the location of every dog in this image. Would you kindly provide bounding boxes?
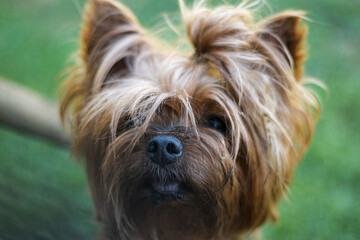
[60,0,320,239]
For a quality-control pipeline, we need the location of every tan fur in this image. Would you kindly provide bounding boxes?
[60,0,320,239]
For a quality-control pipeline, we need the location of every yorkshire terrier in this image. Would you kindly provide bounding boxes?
[60,0,320,239]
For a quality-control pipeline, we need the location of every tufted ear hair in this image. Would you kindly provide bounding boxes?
[182,1,308,81]
[181,1,254,66]
[81,0,148,92]
[257,11,308,80]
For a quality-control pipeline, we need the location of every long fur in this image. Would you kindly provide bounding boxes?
[60,0,320,239]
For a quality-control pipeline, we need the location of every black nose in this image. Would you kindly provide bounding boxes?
[146,136,183,165]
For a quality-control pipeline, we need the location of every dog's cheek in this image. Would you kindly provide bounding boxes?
[182,143,226,192]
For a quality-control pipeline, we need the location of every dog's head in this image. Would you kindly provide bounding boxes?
[61,0,319,239]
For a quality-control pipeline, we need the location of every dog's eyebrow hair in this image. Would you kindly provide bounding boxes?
[214,167,233,193]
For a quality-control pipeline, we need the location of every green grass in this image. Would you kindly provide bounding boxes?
[0,128,97,240]
[0,0,359,239]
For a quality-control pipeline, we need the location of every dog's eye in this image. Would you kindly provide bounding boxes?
[207,116,227,134]
[116,117,134,136]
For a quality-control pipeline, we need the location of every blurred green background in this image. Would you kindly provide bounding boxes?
[0,0,359,239]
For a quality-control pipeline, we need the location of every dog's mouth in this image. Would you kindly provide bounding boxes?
[151,180,179,195]
[145,179,188,206]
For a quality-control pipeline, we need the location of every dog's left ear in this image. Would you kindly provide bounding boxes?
[257,11,308,80]
[81,0,148,91]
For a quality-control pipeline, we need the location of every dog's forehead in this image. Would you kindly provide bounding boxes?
[133,52,225,97]
[100,52,233,126]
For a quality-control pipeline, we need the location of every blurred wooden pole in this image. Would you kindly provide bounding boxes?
[0,77,70,147]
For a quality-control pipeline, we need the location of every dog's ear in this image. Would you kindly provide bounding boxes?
[257,11,308,80]
[181,1,256,80]
[183,3,307,81]
[82,0,142,60]
[81,0,147,91]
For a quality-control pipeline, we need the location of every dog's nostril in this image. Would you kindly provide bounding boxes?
[147,140,157,153]
[166,142,181,155]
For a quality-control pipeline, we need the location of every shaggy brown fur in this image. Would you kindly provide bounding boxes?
[60,0,320,239]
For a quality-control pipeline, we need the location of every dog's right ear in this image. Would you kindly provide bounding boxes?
[81,0,147,91]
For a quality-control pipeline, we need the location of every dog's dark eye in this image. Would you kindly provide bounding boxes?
[116,116,134,136]
[207,116,227,134]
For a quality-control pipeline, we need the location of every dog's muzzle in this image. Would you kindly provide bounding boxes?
[144,135,186,206]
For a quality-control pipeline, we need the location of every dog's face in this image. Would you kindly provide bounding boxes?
[61,0,319,239]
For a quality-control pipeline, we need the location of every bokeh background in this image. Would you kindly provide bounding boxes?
[0,0,359,239]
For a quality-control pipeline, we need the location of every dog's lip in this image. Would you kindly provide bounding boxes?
[151,180,179,195]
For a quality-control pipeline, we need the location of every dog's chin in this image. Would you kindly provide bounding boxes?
[117,178,217,240]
